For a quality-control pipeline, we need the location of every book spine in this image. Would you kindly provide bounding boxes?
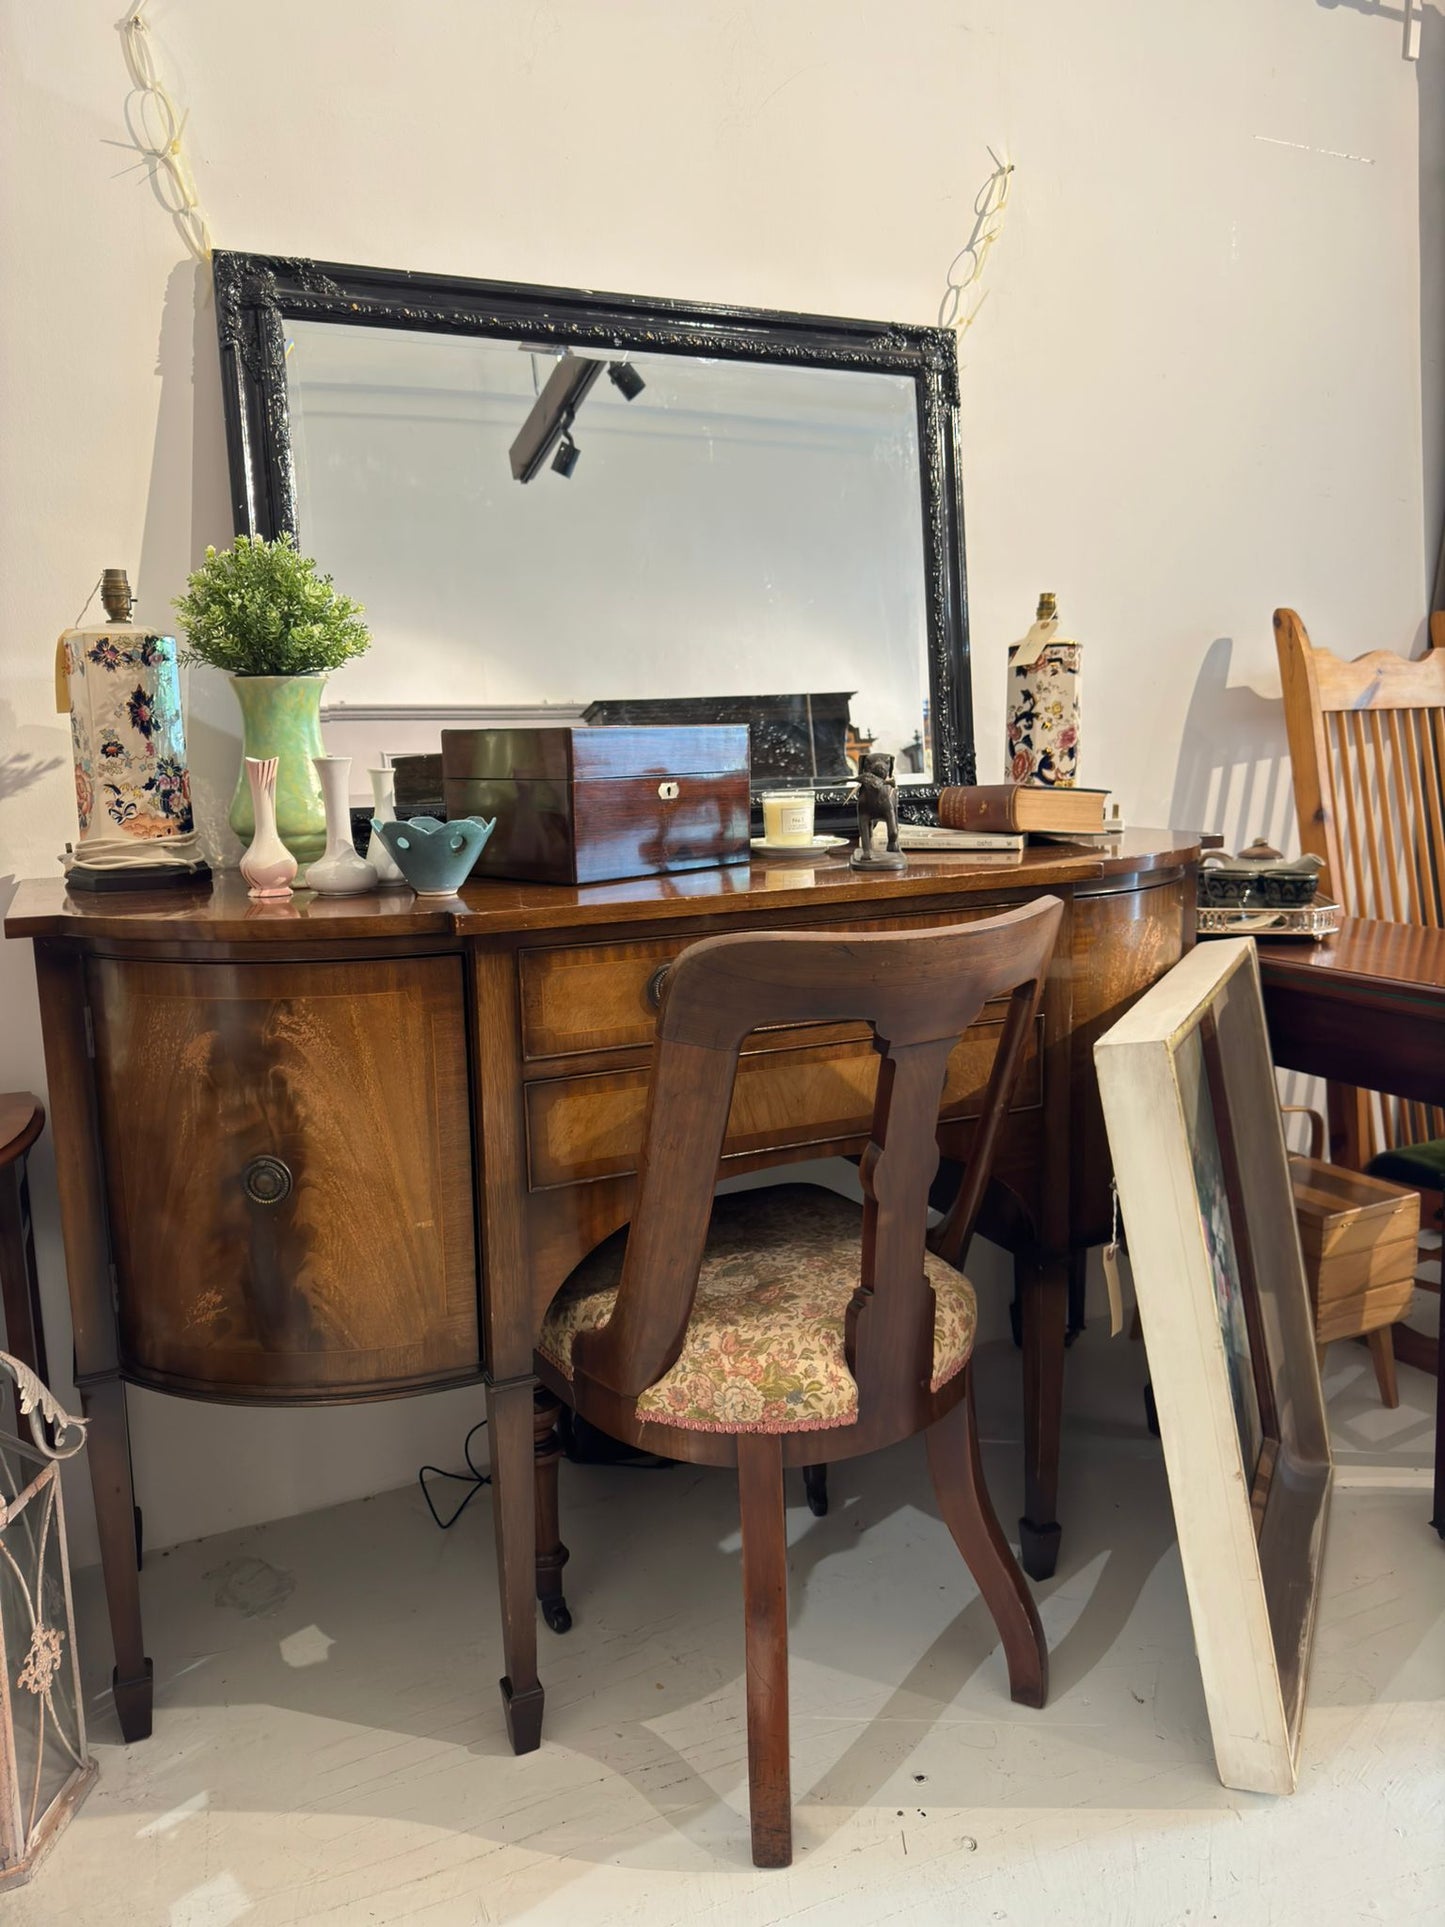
[937,787,1019,834]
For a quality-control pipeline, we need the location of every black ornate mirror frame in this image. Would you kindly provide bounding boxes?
[212,250,976,805]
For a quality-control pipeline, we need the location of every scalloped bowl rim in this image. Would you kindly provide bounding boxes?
[370,815,497,894]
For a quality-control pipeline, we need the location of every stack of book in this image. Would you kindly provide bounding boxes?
[933,785,1118,846]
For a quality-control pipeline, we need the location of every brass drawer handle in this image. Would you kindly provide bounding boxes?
[644,964,671,1010]
[243,1154,293,1206]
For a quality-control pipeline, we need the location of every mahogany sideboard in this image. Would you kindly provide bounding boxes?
[4,830,1198,1748]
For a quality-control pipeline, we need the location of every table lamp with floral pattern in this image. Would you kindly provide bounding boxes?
[54,569,207,887]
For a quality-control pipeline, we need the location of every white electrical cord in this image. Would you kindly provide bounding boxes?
[938,147,1014,339]
[121,2,213,261]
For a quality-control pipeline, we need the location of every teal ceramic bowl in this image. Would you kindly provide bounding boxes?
[371,815,496,896]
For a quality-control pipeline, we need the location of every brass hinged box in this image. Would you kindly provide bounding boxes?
[441,724,751,884]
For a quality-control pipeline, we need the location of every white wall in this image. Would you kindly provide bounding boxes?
[0,0,1429,1562]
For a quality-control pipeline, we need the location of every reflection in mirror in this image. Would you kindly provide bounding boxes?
[286,321,934,785]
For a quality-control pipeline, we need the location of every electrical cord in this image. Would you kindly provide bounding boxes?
[417,1418,492,1530]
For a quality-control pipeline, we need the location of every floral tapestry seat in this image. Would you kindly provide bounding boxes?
[538,1183,978,1435]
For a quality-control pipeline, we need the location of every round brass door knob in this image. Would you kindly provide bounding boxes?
[242,1154,292,1206]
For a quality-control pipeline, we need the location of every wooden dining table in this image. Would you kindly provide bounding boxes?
[1255,916,1445,1536]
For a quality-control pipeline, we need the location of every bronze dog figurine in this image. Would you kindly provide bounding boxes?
[854,752,901,862]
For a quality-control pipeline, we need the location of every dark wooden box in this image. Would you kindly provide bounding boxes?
[441,724,751,884]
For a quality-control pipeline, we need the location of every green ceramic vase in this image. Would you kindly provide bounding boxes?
[227,675,328,864]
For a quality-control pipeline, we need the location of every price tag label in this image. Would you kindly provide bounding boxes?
[1009,617,1059,669]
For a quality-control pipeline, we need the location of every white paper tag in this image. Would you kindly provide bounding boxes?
[1010,616,1059,669]
[1102,1242,1125,1338]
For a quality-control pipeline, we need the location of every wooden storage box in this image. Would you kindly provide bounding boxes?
[441,724,751,885]
[1289,1155,1418,1342]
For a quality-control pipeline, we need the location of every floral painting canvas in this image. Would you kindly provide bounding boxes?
[1096,940,1332,1796]
[1179,1031,1264,1478]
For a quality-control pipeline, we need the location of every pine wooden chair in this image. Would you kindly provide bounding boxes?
[530,898,1063,1867]
[1275,608,1445,1376]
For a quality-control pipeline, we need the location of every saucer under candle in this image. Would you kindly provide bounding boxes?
[750,834,847,859]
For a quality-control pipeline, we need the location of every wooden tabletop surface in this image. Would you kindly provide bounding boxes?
[1256,917,1445,1004]
[0,1092,44,1168]
[3,830,1201,944]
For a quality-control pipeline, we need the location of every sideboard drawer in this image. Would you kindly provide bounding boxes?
[518,901,1019,1061]
[87,954,479,1400]
[525,1011,1042,1190]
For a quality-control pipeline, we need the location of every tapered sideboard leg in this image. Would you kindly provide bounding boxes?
[82,1373,153,1742]
[1018,1252,1068,1582]
[32,942,153,1740]
[488,1373,545,1752]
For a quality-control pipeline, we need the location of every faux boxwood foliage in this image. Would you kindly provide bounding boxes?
[173,533,371,676]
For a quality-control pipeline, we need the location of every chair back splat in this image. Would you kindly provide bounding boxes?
[1276,607,1445,1154]
[571,897,1063,1416]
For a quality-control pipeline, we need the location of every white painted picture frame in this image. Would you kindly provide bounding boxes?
[1095,938,1332,1795]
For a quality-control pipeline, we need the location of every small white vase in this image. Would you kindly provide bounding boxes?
[239,757,298,898]
[365,765,406,885]
[304,755,377,896]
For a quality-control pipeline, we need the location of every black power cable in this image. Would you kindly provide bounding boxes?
[417,1418,491,1530]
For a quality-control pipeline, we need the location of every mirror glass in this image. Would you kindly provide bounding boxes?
[285,319,934,783]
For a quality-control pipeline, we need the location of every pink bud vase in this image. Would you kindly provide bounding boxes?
[240,757,298,898]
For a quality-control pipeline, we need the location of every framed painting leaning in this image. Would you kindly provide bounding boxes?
[1095,938,1331,1795]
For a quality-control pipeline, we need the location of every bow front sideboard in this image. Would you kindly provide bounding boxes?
[4,831,1198,1747]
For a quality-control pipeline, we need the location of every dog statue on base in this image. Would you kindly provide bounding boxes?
[851,752,906,870]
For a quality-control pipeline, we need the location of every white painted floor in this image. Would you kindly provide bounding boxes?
[15,1333,1442,1927]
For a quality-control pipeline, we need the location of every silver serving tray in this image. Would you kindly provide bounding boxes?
[1197,899,1342,939]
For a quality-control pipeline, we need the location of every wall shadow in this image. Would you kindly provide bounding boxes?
[135,258,239,862]
[1168,636,1294,853]
[1419,7,1445,605]
[1316,0,1445,604]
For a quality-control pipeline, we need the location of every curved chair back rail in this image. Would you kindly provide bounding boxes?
[571,897,1064,1414]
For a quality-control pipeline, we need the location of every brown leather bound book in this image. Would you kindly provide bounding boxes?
[938,784,1109,835]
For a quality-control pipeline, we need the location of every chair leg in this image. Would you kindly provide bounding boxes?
[737,1434,791,1869]
[533,1390,572,1633]
[801,1463,829,1517]
[1366,1327,1399,1409]
[926,1366,1048,1710]
[1017,1251,1067,1580]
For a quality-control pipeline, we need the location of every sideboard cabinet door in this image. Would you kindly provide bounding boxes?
[87,954,479,1400]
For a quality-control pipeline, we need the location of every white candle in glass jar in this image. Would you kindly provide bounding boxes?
[761,790,815,845]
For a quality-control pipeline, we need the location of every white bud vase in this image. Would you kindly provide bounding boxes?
[304,755,377,896]
[366,765,406,885]
[240,757,297,898]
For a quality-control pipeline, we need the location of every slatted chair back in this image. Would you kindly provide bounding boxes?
[1276,607,1445,1152]
[571,897,1063,1418]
